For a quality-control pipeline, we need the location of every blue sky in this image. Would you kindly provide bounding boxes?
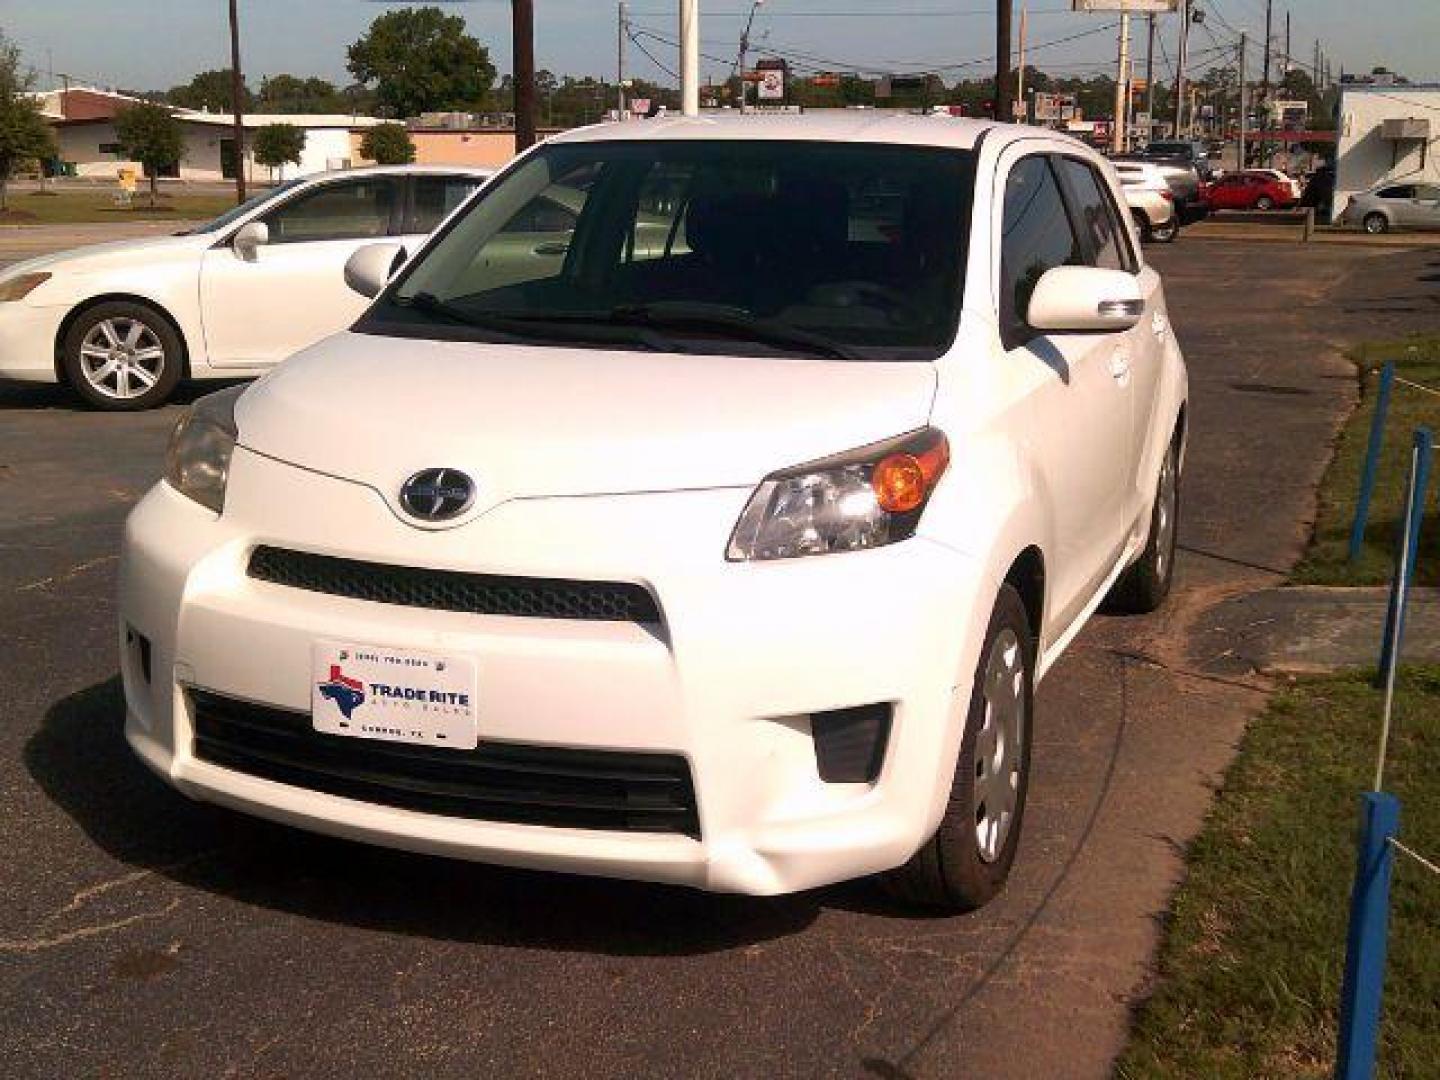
[5,1,1437,95]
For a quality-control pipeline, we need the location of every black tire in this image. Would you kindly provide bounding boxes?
[1150,217,1180,244]
[61,301,184,411]
[1363,212,1389,235]
[1107,435,1180,615]
[883,584,1034,912]
[1255,195,1275,211]
[1133,211,1154,244]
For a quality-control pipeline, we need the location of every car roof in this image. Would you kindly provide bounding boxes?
[547,112,1084,155]
[305,164,493,182]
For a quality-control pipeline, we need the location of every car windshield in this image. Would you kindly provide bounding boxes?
[185,176,311,234]
[363,139,975,361]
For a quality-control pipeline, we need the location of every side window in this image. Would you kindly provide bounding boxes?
[999,155,1083,343]
[1413,184,1440,201]
[407,176,484,234]
[1055,157,1134,272]
[1377,185,1414,200]
[261,178,398,243]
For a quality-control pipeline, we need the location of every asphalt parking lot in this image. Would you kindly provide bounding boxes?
[4,237,1440,1078]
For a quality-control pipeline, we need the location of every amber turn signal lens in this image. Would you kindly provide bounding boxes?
[873,455,926,512]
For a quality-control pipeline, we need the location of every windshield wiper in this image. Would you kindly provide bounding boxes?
[604,302,864,362]
[393,293,670,350]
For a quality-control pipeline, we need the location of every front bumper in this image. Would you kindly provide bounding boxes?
[119,448,998,895]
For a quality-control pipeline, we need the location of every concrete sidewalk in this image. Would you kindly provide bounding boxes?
[1195,586,1440,675]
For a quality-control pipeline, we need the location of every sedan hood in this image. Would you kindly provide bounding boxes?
[3,233,207,279]
[236,331,938,509]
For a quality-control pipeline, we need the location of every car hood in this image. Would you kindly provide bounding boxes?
[236,331,939,509]
[1,233,207,279]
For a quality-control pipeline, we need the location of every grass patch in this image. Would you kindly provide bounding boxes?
[0,190,236,224]
[1116,667,1440,1079]
[1294,335,1440,587]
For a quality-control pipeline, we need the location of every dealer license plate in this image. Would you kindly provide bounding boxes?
[311,642,478,750]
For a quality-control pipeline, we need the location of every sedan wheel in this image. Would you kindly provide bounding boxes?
[1364,212,1389,235]
[1255,195,1275,211]
[62,302,183,411]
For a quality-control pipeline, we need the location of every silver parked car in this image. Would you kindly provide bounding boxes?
[1340,182,1440,234]
[1114,161,1180,243]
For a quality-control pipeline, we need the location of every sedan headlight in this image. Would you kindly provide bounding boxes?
[727,428,950,561]
[0,272,51,302]
[164,386,245,513]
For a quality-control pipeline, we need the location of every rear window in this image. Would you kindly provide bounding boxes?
[365,140,977,361]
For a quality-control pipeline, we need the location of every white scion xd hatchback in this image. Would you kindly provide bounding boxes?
[121,115,1187,911]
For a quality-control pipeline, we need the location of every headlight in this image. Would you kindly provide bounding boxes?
[164,386,245,513]
[0,272,51,302]
[727,428,950,561]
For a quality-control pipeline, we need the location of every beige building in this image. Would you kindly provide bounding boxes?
[351,127,566,170]
[1334,83,1440,216]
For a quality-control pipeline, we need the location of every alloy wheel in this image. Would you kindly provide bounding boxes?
[78,317,166,401]
[974,626,1026,864]
[1154,449,1177,582]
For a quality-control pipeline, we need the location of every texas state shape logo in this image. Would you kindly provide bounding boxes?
[318,664,366,720]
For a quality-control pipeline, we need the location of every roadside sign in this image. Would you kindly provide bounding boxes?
[630,98,651,116]
[757,68,785,101]
[1071,0,1177,11]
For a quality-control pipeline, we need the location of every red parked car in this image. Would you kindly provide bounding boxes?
[1203,172,1298,211]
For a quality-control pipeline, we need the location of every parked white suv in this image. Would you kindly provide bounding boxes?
[121,115,1188,911]
[1114,160,1180,242]
[0,165,490,409]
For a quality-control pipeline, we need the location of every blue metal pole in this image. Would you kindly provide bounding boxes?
[1378,427,1433,681]
[1335,791,1400,1080]
[1349,362,1396,562]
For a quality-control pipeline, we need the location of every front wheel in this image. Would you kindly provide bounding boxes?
[882,584,1034,912]
[1107,437,1180,614]
[1363,212,1389,235]
[1133,211,1154,244]
[61,301,183,411]
[1255,195,1275,211]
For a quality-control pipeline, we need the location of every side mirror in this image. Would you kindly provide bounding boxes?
[344,242,407,299]
[1026,266,1144,333]
[232,220,269,261]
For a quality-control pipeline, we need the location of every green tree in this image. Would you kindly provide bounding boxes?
[0,33,56,211]
[257,74,350,114]
[347,6,495,119]
[114,103,184,207]
[168,68,252,113]
[252,122,305,180]
[359,122,415,165]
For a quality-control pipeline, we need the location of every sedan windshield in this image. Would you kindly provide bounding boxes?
[186,176,310,235]
[362,140,975,361]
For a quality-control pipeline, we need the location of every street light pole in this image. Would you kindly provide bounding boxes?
[680,0,700,116]
[737,0,764,115]
[228,0,246,203]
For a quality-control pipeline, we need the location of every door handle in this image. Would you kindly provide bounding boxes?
[1109,351,1132,380]
[533,241,570,256]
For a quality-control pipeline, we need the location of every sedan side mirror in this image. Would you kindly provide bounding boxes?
[344,242,407,299]
[1026,266,1144,333]
[232,220,269,262]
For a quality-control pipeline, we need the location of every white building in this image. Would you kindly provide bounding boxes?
[1334,83,1440,216]
[34,87,382,183]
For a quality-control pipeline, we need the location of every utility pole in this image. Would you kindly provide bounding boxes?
[1111,12,1130,152]
[1284,10,1290,77]
[680,0,699,116]
[1144,12,1157,144]
[1260,0,1272,165]
[995,0,1013,123]
[1015,4,1027,123]
[617,2,628,120]
[513,0,537,151]
[228,0,246,203]
[737,0,764,115]
[1237,31,1247,171]
[1170,0,1191,138]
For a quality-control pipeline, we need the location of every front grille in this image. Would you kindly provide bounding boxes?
[247,546,661,624]
[191,691,700,837]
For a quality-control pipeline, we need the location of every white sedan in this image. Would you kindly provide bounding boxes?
[121,115,1187,910]
[0,165,490,409]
